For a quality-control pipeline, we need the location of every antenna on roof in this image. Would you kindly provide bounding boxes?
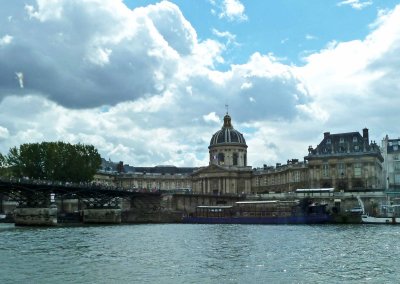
[225,104,229,114]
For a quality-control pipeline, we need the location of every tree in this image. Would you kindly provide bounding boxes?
[0,152,11,177]
[5,142,102,183]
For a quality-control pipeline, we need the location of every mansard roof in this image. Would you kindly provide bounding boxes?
[305,130,383,162]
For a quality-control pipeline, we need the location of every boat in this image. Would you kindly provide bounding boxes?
[357,196,400,224]
[182,198,331,224]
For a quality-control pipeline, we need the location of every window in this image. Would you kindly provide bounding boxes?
[337,163,346,177]
[395,174,400,185]
[354,145,359,151]
[354,163,362,177]
[339,138,344,143]
[394,145,399,151]
[395,162,400,171]
[326,139,331,144]
[322,164,329,177]
[353,136,358,142]
[218,153,225,165]
[233,153,238,166]
[293,171,300,182]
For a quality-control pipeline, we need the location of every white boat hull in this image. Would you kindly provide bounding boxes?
[361,214,399,224]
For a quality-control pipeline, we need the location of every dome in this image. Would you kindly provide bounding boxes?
[209,114,247,147]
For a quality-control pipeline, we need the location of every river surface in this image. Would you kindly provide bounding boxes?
[1,223,399,283]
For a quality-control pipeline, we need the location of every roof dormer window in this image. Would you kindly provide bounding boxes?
[326,139,331,144]
[353,137,358,143]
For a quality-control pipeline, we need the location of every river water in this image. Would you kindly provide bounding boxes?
[0,223,399,283]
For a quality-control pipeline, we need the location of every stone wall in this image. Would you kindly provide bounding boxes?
[14,207,58,226]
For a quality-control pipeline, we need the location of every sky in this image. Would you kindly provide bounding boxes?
[1,0,400,168]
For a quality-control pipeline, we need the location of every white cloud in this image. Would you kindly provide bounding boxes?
[212,29,237,46]
[337,0,373,10]
[0,0,193,108]
[0,34,13,46]
[1,1,400,169]
[305,34,317,40]
[297,4,400,139]
[0,126,9,140]
[203,112,220,124]
[211,0,248,22]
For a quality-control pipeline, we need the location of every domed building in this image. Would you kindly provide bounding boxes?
[191,112,253,195]
[209,113,248,167]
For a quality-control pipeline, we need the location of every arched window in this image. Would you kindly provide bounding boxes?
[233,153,238,166]
[218,153,225,165]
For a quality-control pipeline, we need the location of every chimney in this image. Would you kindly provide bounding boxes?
[363,128,369,141]
[324,132,330,138]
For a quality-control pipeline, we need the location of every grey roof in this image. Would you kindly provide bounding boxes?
[209,114,247,147]
[305,130,383,161]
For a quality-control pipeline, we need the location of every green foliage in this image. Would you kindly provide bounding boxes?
[5,142,102,182]
[0,152,5,167]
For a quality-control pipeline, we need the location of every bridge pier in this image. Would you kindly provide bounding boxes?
[83,208,121,224]
[14,207,57,226]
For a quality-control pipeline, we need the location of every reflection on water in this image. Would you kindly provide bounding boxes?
[1,223,399,283]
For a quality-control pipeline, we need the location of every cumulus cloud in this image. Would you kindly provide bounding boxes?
[211,0,248,22]
[1,0,400,168]
[297,4,400,139]
[0,0,195,108]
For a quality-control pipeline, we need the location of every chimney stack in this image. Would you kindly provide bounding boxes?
[363,128,369,141]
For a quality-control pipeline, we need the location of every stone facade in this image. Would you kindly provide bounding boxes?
[191,113,252,195]
[305,129,384,191]
[252,159,309,193]
[117,171,192,192]
[96,121,388,195]
[381,135,400,190]
[191,164,252,195]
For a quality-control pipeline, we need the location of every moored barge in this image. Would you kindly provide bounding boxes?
[182,199,331,224]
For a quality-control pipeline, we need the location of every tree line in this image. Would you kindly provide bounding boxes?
[0,142,101,183]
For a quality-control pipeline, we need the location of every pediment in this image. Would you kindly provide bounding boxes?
[191,164,231,176]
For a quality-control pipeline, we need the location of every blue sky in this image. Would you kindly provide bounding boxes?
[126,0,399,66]
[1,0,400,167]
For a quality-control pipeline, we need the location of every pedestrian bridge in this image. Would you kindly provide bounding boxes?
[0,179,161,225]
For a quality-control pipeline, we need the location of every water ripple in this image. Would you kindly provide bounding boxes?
[1,223,400,283]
